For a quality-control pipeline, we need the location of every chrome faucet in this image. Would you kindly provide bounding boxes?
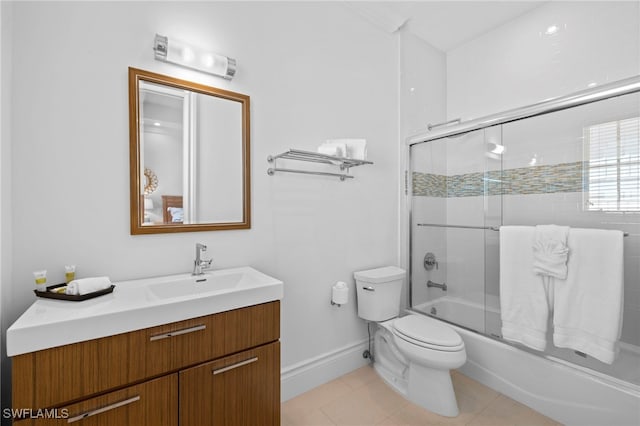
[193,243,212,275]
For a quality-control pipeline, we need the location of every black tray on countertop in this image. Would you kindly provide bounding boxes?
[34,283,115,301]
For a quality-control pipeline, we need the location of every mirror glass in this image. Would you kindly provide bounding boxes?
[129,68,250,234]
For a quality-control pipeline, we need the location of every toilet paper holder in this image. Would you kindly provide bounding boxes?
[331,281,349,307]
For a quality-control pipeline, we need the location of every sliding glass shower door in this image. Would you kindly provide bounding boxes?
[409,127,501,335]
[409,89,639,384]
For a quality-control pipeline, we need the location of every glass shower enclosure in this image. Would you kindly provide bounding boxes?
[408,81,640,386]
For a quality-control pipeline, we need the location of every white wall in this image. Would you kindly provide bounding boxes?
[399,28,447,309]
[2,1,398,406]
[0,1,12,415]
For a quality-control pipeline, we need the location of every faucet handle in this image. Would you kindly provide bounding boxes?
[424,252,438,271]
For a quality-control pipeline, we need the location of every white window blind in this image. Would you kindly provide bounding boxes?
[585,116,640,212]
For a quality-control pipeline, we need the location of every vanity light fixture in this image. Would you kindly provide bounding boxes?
[153,34,236,80]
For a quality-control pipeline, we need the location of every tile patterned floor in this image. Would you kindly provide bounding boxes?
[282,366,562,426]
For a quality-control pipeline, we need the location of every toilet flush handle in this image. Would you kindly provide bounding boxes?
[362,286,375,292]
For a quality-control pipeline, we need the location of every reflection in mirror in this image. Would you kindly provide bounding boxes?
[129,68,250,234]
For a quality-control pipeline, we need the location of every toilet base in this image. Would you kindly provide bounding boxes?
[408,363,459,417]
[373,318,465,418]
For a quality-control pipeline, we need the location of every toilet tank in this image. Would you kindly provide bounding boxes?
[354,266,406,321]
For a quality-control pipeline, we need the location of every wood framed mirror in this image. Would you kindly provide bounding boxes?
[129,68,250,234]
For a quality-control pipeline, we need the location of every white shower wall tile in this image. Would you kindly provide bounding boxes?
[485,231,500,298]
[445,130,486,176]
[412,195,446,225]
[411,226,446,307]
[502,91,640,170]
[621,308,640,345]
[445,228,485,300]
[447,1,640,121]
[446,196,485,227]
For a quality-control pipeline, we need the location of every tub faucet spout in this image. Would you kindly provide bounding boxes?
[193,243,212,275]
[427,280,447,291]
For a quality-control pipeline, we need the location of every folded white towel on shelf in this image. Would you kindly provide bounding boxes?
[66,276,112,296]
[499,226,551,351]
[323,139,367,160]
[553,228,624,364]
[533,225,570,279]
[318,141,347,158]
[317,144,341,157]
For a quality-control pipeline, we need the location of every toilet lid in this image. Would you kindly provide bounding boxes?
[393,315,463,350]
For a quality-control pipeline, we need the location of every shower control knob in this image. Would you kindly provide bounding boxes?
[424,252,438,271]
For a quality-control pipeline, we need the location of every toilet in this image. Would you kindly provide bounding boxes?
[355,266,466,417]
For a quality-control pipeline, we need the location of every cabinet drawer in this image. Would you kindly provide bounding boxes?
[13,301,280,410]
[179,341,280,426]
[23,374,177,426]
[142,300,279,377]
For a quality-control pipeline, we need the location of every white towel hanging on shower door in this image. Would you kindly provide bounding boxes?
[499,226,551,351]
[553,228,624,364]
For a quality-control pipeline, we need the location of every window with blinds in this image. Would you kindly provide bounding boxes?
[585,117,640,212]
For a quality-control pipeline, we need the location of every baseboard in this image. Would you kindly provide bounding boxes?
[281,339,370,402]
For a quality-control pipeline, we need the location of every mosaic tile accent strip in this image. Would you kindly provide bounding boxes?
[412,172,446,197]
[413,161,585,197]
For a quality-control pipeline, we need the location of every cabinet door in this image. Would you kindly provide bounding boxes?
[179,341,280,426]
[32,374,177,426]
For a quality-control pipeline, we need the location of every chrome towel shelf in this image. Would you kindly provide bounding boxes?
[267,149,373,181]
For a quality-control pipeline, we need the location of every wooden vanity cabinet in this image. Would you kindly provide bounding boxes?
[180,341,280,426]
[12,301,280,425]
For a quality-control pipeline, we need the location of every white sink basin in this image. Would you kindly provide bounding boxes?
[7,266,283,356]
[147,270,254,300]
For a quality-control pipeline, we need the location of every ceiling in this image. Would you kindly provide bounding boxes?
[346,1,546,52]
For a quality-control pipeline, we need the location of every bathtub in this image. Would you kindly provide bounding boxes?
[413,296,640,426]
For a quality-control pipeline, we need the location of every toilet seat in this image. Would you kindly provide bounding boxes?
[392,315,464,352]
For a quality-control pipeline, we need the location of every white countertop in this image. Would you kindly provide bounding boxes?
[6,266,283,357]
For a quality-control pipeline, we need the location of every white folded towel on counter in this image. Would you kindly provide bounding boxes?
[66,276,112,296]
[532,225,570,279]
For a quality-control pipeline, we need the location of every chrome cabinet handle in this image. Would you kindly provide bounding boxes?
[149,324,206,341]
[362,286,375,292]
[212,357,258,375]
[67,396,140,423]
